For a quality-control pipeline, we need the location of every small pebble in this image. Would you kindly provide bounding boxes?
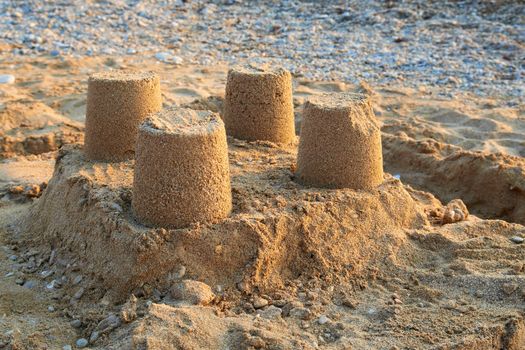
[63,345,72,350]
[48,305,55,312]
[252,296,268,309]
[41,270,53,278]
[75,338,88,348]
[73,287,85,300]
[510,236,524,244]
[89,331,99,343]
[0,75,15,84]
[8,255,18,261]
[155,52,171,62]
[23,280,36,289]
[70,319,82,328]
[318,315,330,325]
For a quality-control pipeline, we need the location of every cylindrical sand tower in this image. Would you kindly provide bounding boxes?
[132,107,232,228]
[84,71,162,161]
[222,66,295,144]
[296,92,384,190]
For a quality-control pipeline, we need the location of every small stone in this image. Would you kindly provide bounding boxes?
[120,295,137,323]
[442,300,457,310]
[70,319,82,328]
[50,50,60,57]
[9,185,24,194]
[49,250,57,264]
[173,265,186,279]
[510,236,524,244]
[63,345,72,350]
[170,280,214,305]
[48,305,55,312]
[15,278,24,285]
[259,305,282,320]
[502,282,519,295]
[0,75,15,84]
[110,203,123,212]
[95,314,121,334]
[23,280,36,289]
[73,287,85,300]
[252,297,268,309]
[73,275,83,285]
[273,299,287,307]
[318,315,330,325]
[289,307,313,320]
[247,336,266,349]
[442,199,469,224]
[41,270,53,278]
[89,331,99,343]
[155,52,171,62]
[75,338,88,348]
[9,255,17,261]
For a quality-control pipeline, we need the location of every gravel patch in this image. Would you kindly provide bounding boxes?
[0,0,522,100]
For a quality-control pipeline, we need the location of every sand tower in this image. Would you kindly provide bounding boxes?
[84,71,162,161]
[223,66,295,144]
[296,92,384,189]
[132,107,232,228]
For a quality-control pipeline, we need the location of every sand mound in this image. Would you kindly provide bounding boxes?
[19,141,430,299]
[383,133,525,225]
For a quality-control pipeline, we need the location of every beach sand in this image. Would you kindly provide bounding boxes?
[0,55,524,349]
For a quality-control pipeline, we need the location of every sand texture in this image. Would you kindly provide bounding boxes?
[84,71,162,161]
[132,107,232,228]
[296,92,384,189]
[0,56,524,350]
[223,66,295,144]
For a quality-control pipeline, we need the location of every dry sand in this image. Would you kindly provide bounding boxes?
[0,56,524,349]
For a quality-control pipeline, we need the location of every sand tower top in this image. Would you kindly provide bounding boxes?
[141,107,223,136]
[89,70,158,83]
[304,92,380,133]
[228,64,290,78]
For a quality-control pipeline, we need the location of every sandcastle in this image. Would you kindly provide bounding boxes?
[296,92,384,189]
[222,66,295,144]
[132,107,232,228]
[23,68,393,296]
[84,71,162,161]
